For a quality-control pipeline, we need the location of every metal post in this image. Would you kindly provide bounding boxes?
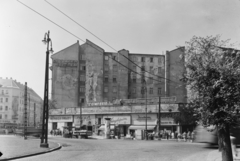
[145,87,147,140]
[158,95,161,140]
[24,82,27,140]
[34,103,36,127]
[41,31,52,148]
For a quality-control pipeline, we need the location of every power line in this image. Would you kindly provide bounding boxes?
[16,0,178,85]
[44,0,171,82]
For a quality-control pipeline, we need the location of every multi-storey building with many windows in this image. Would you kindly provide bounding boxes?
[0,78,43,128]
[49,40,187,138]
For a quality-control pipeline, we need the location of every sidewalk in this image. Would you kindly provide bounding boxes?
[206,149,240,161]
[0,135,61,160]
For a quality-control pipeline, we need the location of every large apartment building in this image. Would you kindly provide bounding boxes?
[49,40,187,137]
[0,78,43,127]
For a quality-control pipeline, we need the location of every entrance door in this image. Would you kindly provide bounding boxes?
[53,122,57,130]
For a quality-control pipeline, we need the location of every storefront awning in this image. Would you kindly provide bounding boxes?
[98,125,115,130]
[128,125,156,130]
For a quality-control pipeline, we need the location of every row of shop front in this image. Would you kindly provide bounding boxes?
[48,113,181,138]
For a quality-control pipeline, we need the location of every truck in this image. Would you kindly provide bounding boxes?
[73,125,92,139]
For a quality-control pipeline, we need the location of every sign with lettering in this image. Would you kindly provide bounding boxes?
[66,107,76,114]
[53,59,78,67]
[103,116,130,125]
[49,116,72,122]
[49,108,65,115]
[74,115,95,126]
[132,114,157,125]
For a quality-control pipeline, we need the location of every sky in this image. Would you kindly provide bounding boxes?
[0,0,240,99]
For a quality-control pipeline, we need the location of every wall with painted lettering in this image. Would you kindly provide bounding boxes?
[49,116,73,122]
[73,115,95,126]
[132,114,157,125]
[103,115,131,125]
[51,42,79,108]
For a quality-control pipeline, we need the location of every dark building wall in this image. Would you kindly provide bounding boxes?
[165,47,187,103]
[128,54,165,99]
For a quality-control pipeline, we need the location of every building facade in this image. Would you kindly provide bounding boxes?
[49,40,187,137]
[0,77,43,127]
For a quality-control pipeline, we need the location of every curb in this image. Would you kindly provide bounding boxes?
[0,143,62,161]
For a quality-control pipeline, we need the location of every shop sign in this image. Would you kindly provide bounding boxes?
[0,120,11,123]
[53,59,78,67]
[76,106,131,114]
[74,115,95,126]
[132,114,157,125]
[66,107,76,114]
[49,108,65,115]
[49,116,72,122]
[87,102,113,107]
[103,116,130,125]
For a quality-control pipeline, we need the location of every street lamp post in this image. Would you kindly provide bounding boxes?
[40,31,53,148]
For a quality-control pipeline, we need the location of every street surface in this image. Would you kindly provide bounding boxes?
[15,137,214,161]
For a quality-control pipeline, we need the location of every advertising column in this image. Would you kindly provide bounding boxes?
[104,118,111,139]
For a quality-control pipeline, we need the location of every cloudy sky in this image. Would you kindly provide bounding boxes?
[0,0,240,98]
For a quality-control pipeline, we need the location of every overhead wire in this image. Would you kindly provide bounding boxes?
[16,0,179,85]
[44,0,174,82]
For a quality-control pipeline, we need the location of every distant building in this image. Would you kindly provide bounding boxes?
[0,77,43,127]
[49,40,187,137]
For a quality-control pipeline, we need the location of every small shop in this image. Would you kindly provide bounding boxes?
[98,115,131,137]
[129,114,157,140]
[48,115,73,133]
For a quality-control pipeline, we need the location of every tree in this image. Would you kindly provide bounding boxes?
[172,103,197,126]
[182,35,240,161]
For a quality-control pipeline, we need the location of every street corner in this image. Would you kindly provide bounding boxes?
[0,138,62,161]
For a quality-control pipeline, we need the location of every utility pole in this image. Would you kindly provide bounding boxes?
[40,31,53,148]
[28,94,30,126]
[34,103,36,127]
[24,82,27,140]
[158,94,161,140]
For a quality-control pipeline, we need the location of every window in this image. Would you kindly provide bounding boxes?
[0,98,2,103]
[149,77,153,84]
[80,75,85,81]
[105,55,109,60]
[158,88,162,95]
[150,66,153,74]
[80,54,85,60]
[113,77,117,83]
[132,77,136,83]
[158,67,161,74]
[113,65,117,72]
[133,65,137,71]
[0,114,2,119]
[104,87,108,93]
[5,98,8,102]
[141,66,145,72]
[80,86,85,92]
[132,88,136,94]
[104,76,108,82]
[158,57,162,63]
[5,106,8,111]
[150,57,153,62]
[132,56,136,62]
[113,86,117,93]
[113,56,117,61]
[80,65,86,71]
[5,114,7,119]
[104,65,109,71]
[6,90,8,94]
[0,106,2,110]
[141,57,145,62]
[112,97,116,101]
[1,90,4,94]
[80,98,85,103]
[98,118,101,124]
[149,88,153,94]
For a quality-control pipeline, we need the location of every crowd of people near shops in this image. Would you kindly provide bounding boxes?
[50,129,62,136]
[50,129,75,138]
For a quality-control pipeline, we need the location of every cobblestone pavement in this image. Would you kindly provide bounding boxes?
[14,136,213,161]
[0,135,60,160]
